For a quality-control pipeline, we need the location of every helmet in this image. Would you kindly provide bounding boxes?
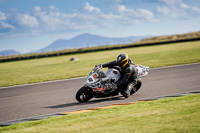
[117,53,129,68]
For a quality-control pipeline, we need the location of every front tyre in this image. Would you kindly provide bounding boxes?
[76,86,93,102]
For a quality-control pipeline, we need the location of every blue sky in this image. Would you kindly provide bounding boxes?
[0,0,200,53]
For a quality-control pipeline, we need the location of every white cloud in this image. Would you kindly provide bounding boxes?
[191,6,200,13]
[31,6,73,31]
[29,3,156,32]
[142,0,182,6]
[4,1,199,36]
[118,5,126,12]
[156,0,200,18]
[137,9,154,19]
[0,22,14,32]
[33,6,41,12]
[0,2,157,36]
[157,6,187,18]
[84,2,100,12]
[0,12,6,20]
[0,11,14,34]
[180,3,190,9]
[159,0,182,5]
[49,6,56,10]
[116,5,154,23]
[17,14,39,28]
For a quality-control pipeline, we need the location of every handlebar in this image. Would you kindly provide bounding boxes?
[93,66,106,78]
[93,65,102,72]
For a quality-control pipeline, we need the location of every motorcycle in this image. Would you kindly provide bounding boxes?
[76,65,149,102]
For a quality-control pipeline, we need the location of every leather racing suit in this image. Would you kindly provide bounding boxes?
[102,59,138,98]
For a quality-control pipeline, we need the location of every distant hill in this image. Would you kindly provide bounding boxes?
[39,33,148,52]
[1,31,200,62]
[0,50,19,56]
[139,31,200,43]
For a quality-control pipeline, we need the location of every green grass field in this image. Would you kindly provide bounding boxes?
[0,94,200,133]
[0,41,200,87]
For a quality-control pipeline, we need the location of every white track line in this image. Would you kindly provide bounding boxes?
[0,77,86,90]
[150,62,200,70]
[0,62,199,90]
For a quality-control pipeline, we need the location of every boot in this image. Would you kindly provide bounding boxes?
[121,83,134,98]
[121,87,130,98]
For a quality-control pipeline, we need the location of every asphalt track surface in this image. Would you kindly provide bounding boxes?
[0,63,200,123]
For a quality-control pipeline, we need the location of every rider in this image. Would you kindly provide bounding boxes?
[96,53,138,98]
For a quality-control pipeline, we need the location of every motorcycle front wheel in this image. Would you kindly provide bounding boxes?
[76,86,93,102]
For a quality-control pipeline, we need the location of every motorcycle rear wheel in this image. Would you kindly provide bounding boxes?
[76,86,93,102]
[130,78,142,95]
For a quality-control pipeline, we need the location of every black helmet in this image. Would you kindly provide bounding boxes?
[117,53,129,68]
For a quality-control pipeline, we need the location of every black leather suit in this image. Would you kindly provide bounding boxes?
[102,59,138,97]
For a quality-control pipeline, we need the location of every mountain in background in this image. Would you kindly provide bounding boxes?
[38,33,148,52]
[0,50,19,56]
[139,31,200,42]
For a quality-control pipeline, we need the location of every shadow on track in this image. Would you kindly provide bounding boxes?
[45,96,124,109]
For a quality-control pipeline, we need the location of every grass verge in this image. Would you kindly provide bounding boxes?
[0,41,200,87]
[0,94,200,133]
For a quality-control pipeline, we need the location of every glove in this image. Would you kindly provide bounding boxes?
[95,64,102,68]
[93,64,102,72]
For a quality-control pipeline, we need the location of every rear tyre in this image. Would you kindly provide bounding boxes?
[76,86,93,102]
[130,78,142,95]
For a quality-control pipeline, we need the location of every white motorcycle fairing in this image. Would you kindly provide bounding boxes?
[76,64,149,102]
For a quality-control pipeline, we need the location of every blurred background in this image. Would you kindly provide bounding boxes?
[0,0,200,55]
